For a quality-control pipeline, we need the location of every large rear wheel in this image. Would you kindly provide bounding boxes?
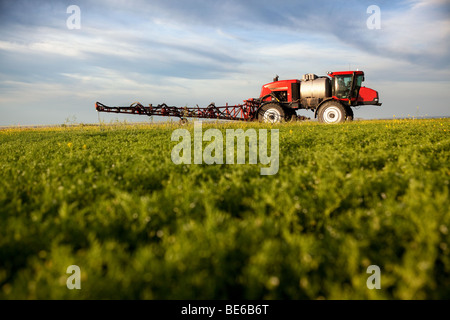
[258,103,286,123]
[317,101,347,124]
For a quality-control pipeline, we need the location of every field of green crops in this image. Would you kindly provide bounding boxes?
[0,118,449,299]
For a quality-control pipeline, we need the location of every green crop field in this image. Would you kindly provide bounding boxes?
[0,118,449,299]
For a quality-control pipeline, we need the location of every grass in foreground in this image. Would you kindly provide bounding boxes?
[0,118,449,299]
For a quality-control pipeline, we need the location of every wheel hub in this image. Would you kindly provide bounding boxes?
[323,106,342,123]
[263,108,281,123]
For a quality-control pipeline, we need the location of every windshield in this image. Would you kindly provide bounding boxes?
[332,74,364,99]
[333,75,351,99]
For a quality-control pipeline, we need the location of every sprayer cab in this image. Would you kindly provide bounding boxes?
[327,71,381,106]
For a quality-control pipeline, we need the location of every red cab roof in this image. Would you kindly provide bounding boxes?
[327,71,364,77]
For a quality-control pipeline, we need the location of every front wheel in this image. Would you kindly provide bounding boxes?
[317,101,347,124]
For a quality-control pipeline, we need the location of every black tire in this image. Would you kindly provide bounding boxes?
[345,107,354,121]
[285,109,297,122]
[258,103,286,123]
[317,101,347,124]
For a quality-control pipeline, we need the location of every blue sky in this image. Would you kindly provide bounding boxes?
[0,0,449,125]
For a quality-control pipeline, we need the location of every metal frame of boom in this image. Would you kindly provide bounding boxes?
[95,100,261,122]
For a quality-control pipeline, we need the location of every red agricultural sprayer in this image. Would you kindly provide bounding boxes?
[95,70,381,124]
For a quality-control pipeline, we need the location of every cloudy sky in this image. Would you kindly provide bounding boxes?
[0,0,449,125]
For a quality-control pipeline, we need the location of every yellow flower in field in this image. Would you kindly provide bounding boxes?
[67,142,73,148]
[289,129,293,135]
[83,144,87,149]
